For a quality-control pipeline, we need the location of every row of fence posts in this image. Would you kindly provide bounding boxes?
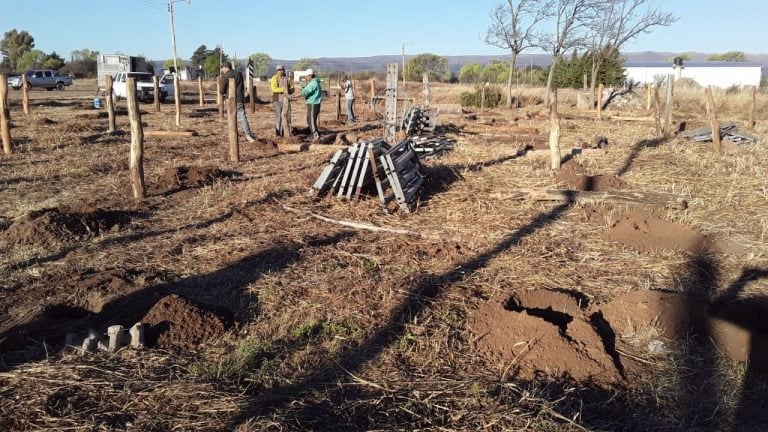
[0,72,760,195]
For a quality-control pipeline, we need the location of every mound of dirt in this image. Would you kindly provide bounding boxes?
[555,160,626,191]
[159,165,238,189]
[36,117,57,126]
[141,294,230,351]
[607,210,713,253]
[595,290,768,372]
[1,206,135,247]
[469,289,629,384]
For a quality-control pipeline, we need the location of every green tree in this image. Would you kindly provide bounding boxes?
[190,44,210,67]
[666,52,693,62]
[70,49,99,62]
[405,53,450,82]
[42,51,65,70]
[552,48,624,89]
[203,55,221,76]
[294,57,316,71]
[459,63,484,83]
[483,60,510,84]
[163,58,184,71]
[1,29,35,71]
[248,52,271,76]
[707,51,747,62]
[17,49,46,70]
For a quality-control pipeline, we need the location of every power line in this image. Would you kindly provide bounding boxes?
[134,0,164,11]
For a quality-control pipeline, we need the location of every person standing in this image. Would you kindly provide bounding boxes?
[219,61,255,142]
[339,75,356,123]
[270,65,293,136]
[300,69,323,141]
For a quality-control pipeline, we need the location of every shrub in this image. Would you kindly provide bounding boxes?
[460,85,503,108]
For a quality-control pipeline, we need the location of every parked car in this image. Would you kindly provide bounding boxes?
[9,70,73,90]
[111,71,174,103]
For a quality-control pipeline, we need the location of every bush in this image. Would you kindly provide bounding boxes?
[460,85,503,108]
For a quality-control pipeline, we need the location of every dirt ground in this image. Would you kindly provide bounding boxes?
[1,79,767,431]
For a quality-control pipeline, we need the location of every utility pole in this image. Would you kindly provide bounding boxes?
[167,0,191,75]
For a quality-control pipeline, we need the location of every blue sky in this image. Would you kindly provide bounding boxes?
[1,0,767,62]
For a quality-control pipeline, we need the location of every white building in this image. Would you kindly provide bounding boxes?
[624,61,762,88]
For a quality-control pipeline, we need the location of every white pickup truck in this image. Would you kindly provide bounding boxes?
[112,71,174,103]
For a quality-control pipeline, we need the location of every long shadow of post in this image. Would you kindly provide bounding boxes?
[228,198,577,428]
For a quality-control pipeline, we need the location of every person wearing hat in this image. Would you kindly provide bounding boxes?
[270,65,294,137]
[300,68,322,141]
[219,61,256,142]
[339,75,356,123]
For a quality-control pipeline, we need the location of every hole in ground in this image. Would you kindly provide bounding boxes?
[505,297,574,335]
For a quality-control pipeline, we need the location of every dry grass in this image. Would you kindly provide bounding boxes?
[0,81,767,430]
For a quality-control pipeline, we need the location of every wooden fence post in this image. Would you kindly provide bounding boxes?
[126,78,146,199]
[646,84,652,111]
[198,76,204,107]
[423,72,430,109]
[0,75,11,154]
[105,74,116,133]
[481,83,487,113]
[22,74,30,115]
[217,78,224,119]
[549,86,561,170]
[249,76,255,114]
[335,89,341,121]
[704,87,722,153]
[227,77,239,163]
[597,83,604,119]
[173,75,181,127]
[654,86,662,137]
[153,76,160,113]
[749,86,757,129]
[370,79,376,111]
[663,74,674,137]
[280,76,292,137]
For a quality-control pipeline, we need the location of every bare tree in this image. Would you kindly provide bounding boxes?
[485,0,553,108]
[539,0,594,102]
[585,0,677,102]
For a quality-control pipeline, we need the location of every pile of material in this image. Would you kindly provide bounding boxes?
[410,135,456,158]
[401,107,437,136]
[312,138,425,213]
[680,123,758,143]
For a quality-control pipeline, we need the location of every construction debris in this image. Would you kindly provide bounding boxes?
[66,322,145,355]
[410,135,456,158]
[401,106,438,136]
[680,122,758,143]
[312,137,427,213]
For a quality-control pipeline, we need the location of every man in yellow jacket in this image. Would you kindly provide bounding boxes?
[270,65,293,136]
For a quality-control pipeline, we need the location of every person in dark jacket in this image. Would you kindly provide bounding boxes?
[219,61,255,142]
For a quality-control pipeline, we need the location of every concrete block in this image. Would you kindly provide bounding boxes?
[129,323,145,349]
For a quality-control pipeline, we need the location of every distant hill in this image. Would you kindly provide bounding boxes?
[269,52,768,76]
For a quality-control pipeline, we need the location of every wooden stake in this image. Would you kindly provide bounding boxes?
[126,78,145,199]
[173,74,181,127]
[549,87,561,170]
[0,75,11,154]
[153,76,160,113]
[105,74,116,133]
[704,87,722,153]
[144,130,197,137]
[597,83,604,119]
[663,74,674,137]
[481,84,487,113]
[21,74,29,115]
[423,72,430,108]
[370,79,376,111]
[279,76,292,137]
[227,77,239,163]
[749,86,757,129]
[653,86,662,137]
[335,90,341,121]
[198,76,204,107]
[216,78,223,119]
[248,76,255,114]
[646,84,652,111]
